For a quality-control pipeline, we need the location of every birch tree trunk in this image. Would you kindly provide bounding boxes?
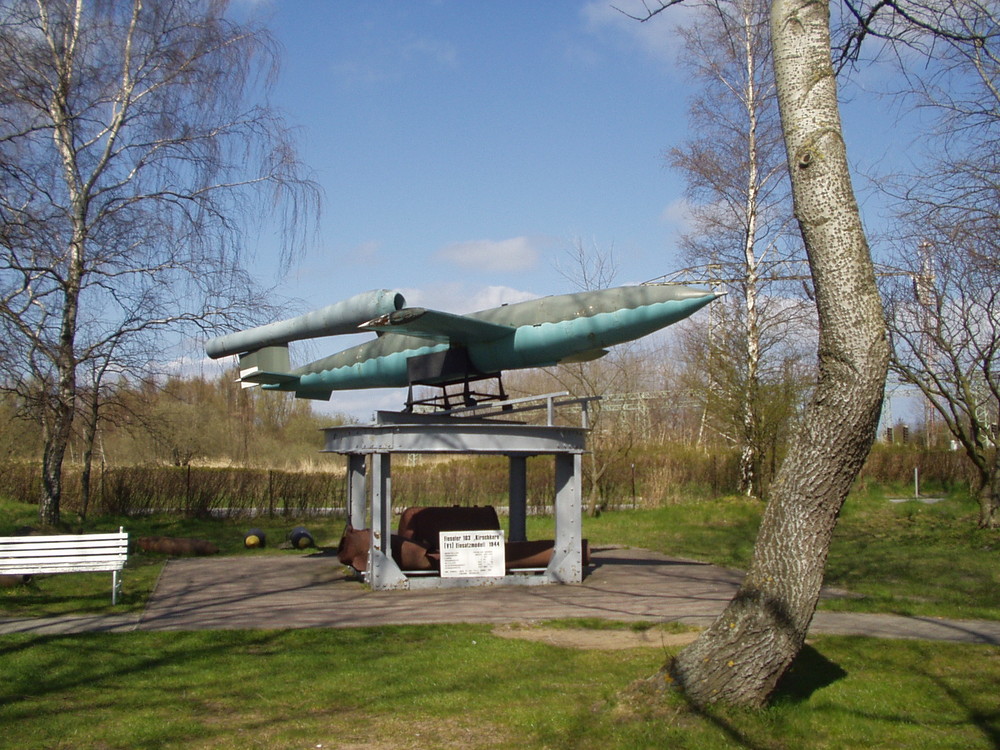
[666,0,888,707]
[39,7,86,527]
[738,0,763,499]
[0,1,317,526]
[980,465,1000,529]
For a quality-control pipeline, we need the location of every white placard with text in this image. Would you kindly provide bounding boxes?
[440,529,505,578]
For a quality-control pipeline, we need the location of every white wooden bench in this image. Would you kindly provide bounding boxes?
[0,528,129,605]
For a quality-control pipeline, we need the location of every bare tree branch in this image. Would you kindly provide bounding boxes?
[0,0,319,524]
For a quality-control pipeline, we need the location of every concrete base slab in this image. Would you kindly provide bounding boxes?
[136,547,743,631]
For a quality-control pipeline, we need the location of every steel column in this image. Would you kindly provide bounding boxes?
[368,453,406,589]
[347,454,367,528]
[508,455,527,543]
[548,453,583,583]
[324,417,586,590]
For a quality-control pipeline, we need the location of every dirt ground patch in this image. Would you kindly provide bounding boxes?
[491,623,700,650]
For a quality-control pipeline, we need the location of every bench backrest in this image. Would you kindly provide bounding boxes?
[0,531,129,576]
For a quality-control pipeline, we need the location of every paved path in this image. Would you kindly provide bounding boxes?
[2,547,999,644]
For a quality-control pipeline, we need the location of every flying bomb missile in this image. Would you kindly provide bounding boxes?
[205,284,721,402]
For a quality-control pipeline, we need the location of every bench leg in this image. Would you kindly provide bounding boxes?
[112,570,122,606]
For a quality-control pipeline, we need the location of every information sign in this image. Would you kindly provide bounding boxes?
[440,529,505,578]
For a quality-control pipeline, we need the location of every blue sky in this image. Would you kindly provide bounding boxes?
[249,1,708,313]
[221,0,915,419]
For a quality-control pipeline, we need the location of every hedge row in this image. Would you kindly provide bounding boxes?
[0,444,972,518]
[0,464,344,518]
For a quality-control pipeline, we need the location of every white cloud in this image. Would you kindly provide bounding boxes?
[330,34,457,89]
[402,37,458,67]
[436,236,540,273]
[322,387,410,422]
[581,1,695,67]
[660,197,695,234]
[156,352,233,381]
[329,59,389,88]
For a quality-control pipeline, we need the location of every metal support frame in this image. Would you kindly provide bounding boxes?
[551,453,583,582]
[347,454,366,528]
[406,373,508,413]
[368,453,407,589]
[324,414,587,590]
[508,456,527,543]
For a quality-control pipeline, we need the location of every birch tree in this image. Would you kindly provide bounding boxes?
[668,0,804,499]
[627,0,1000,709]
[0,0,317,525]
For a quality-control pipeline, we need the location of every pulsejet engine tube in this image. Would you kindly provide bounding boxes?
[205,289,405,359]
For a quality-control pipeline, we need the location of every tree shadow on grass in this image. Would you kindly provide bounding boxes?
[771,644,848,704]
[651,646,848,749]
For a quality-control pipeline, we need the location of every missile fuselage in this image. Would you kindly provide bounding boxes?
[220,284,721,400]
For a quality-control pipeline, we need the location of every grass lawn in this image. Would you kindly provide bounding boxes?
[528,486,1000,620]
[0,625,996,749]
[1,487,998,747]
[823,489,1000,619]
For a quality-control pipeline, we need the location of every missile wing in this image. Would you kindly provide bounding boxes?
[361,308,515,345]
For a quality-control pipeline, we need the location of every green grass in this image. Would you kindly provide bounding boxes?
[823,489,1000,619]
[527,487,1000,621]
[0,495,351,552]
[534,617,698,633]
[527,493,764,571]
[2,488,999,747]
[0,626,996,749]
[3,484,999,620]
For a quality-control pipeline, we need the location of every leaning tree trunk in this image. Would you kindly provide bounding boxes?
[667,0,889,707]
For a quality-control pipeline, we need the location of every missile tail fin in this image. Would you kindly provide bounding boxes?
[238,345,299,387]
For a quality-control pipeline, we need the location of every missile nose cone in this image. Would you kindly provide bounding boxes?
[672,286,722,300]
